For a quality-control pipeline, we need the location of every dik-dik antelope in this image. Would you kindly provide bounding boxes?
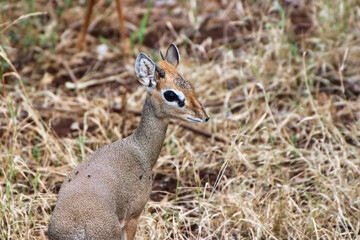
[48,44,209,239]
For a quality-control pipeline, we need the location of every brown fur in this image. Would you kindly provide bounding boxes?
[48,51,208,240]
[154,60,208,121]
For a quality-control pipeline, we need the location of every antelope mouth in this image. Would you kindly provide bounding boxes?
[186,117,203,123]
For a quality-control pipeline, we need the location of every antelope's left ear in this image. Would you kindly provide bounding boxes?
[135,53,157,88]
[165,43,180,68]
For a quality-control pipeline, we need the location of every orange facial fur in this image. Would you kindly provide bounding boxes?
[149,60,208,122]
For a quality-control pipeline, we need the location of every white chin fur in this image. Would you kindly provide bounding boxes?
[186,117,203,123]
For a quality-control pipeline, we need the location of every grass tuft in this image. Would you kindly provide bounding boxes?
[1,0,360,239]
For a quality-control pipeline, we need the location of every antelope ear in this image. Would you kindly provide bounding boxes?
[165,43,180,68]
[135,53,157,87]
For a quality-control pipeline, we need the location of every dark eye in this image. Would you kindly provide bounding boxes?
[163,90,179,102]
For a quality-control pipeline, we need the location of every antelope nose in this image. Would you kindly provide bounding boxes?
[204,117,210,122]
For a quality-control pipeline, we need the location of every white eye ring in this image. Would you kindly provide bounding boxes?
[161,89,185,106]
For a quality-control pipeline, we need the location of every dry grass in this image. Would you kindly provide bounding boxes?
[1,0,360,239]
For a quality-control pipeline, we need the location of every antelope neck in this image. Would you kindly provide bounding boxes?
[133,95,169,168]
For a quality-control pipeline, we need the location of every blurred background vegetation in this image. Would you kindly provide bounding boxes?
[1,0,360,239]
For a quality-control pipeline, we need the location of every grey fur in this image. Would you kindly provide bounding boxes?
[165,43,180,67]
[48,45,208,239]
[48,97,168,240]
[135,53,157,87]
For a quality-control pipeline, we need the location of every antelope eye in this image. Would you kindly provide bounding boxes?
[163,90,179,102]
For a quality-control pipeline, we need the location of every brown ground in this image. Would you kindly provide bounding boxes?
[1,0,360,239]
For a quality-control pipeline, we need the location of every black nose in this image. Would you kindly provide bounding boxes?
[204,117,210,122]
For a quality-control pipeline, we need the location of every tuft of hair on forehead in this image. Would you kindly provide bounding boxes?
[159,60,177,75]
[174,75,192,90]
[159,60,193,90]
